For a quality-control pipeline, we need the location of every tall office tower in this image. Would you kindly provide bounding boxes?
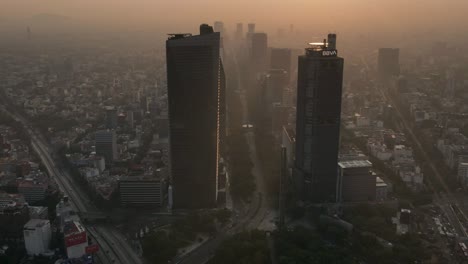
[251,32,268,73]
[246,23,256,55]
[263,69,289,106]
[294,34,344,202]
[270,48,292,76]
[105,106,118,129]
[213,21,224,35]
[247,23,255,34]
[378,48,400,81]
[95,130,117,164]
[235,23,243,40]
[257,69,288,127]
[166,24,225,208]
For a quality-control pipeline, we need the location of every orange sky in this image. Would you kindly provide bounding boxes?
[2,0,467,34]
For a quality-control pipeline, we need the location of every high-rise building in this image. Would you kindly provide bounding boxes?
[95,130,117,164]
[270,48,292,76]
[214,21,225,54]
[336,160,376,202]
[245,23,256,56]
[24,219,51,256]
[235,23,243,40]
[251,32,268,73]
[255,69,288,132]
[378,48,400,81]
[166,24,225,208]
[105,106,118,129]
[213,21,224,35]
[294,34,344,202]
[247,23,255,34]
[261,69,288,109]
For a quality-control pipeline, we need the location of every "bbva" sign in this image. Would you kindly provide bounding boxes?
[322,50,337,57]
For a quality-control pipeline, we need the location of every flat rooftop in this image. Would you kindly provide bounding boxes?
[338,160,372,169]
[64,221,85,236]
[24,219,49,229]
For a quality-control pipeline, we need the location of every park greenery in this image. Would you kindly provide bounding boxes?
[142,209,232,264]
[275,220,430,264]
[209,230,271,264]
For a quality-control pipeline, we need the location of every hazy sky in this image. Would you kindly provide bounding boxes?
[2,0,468,34]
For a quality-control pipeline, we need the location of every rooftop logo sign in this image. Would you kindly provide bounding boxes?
[322,50,337,57]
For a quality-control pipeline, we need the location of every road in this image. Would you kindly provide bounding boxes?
[235,46,271,229]
[0,98,141,264]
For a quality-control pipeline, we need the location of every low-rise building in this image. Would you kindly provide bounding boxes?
[64,221,88,259]
[337,160,376,202]
[119,176,165,207]
[0,192,30,244]
[24,219,51,255]
[376,176,388,201]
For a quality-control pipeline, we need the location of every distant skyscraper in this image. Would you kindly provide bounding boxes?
[251,32,268,72]
[235,23,243,40]
[95,130,117,164]
[378,48,400,81]
[105,106,118,129]
[246,23,256,54]
[247,23,256,34]
[294,34,344,202]
[256,69,288,129]
[213,21,224,35]
[166,24,225,208]
[262,69,288,107]
[270,48,292,75]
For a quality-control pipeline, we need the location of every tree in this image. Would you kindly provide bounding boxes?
[211,230,270,264]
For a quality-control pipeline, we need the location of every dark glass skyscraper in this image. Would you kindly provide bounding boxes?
[378,48,400,81]
[166,24,225,208]
[270,48,292,73]
[251,32,268,73]
[294,34,344,202]
[235,23,243,40]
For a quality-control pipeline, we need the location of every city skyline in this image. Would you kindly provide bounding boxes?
[2,2,468,263]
